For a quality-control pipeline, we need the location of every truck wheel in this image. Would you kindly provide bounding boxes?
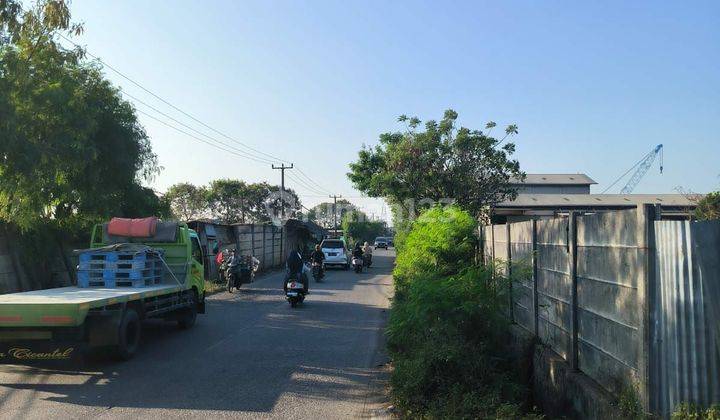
[116,308,141,361]
[178,291,198,330]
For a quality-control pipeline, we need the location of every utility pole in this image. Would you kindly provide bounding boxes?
[272,163,293,219]
[329,194,342,236]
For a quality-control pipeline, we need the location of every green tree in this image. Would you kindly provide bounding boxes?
[164,183,208,221]
[206,179,250,224]
[308,199,359,229]
[695,192,720,221]
[341,209,388,246]
[347,109,523,220]
[205,180,301,224]
[0,0,162,231]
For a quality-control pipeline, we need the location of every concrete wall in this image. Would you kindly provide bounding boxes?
[509,221,535,334]
[536,217,572,361]
[486,206,720,417]
[576,210,644,398]
[483,207,658,417]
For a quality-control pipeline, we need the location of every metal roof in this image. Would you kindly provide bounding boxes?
[497,194,698,208]
[510,174,597,185]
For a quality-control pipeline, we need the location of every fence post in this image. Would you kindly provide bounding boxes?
[532,219,539,338]
[637,204,657,413]
[506,223,514,323]
[272,227,277,267]
[569,211,579,371]
[280,226,284,264]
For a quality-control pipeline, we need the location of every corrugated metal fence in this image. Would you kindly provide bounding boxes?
[653,220,720,416]
[482,207,720,417]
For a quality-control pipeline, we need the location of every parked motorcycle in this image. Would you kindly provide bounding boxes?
[352,256,363,273]
[363,253,372,268]
[286,273,307,308]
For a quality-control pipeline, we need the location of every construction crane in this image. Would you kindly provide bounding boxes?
[601,144,664,194]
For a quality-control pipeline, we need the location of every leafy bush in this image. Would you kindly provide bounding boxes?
[672,403,720,419]
[387,206,538,418]
[393,206,477,297]
[695,191,720,221]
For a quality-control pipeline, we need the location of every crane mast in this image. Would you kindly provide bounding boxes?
[620,144,663,194]
[601,144,664,194]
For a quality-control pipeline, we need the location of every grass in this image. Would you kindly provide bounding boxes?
[387,206,541,419]
[204,279,225,295]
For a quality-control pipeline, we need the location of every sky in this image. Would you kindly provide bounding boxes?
[66,0,720,222]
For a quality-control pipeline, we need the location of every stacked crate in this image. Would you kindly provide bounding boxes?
[77,250,164,288]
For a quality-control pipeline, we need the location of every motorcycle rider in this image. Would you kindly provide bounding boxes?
[310,244,325,279]
[227,249,240,288]
[362,241,373,266]
[352,242,364,259]
[284,247,309,293]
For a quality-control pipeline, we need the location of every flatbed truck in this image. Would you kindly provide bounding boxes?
[0,222,205,362]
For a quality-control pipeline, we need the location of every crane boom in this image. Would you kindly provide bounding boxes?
[619,144,663,194]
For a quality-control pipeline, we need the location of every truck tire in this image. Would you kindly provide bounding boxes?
[115,308,141,361]
[177,291,198,330]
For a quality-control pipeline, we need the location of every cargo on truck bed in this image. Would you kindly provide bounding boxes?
[0,220,206,362]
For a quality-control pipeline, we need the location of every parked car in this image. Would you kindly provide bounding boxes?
[374,237,388,249]
[320,239,349,269]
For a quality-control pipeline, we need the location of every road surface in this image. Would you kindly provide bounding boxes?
[0,249,395,419]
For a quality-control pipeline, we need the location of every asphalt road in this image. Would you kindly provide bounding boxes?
[0,249,395,419]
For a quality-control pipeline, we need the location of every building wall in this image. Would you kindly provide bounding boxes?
[515,185,590,194]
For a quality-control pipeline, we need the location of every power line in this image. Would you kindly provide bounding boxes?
[56,32,337,194]
[295,167,333,194]
[286,173,328,196]
[57,32,288,165]
[121,90,275,165]
[136,109,273,164]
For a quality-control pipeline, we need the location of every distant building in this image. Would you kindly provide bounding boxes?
[511,174,597,195]
[492,173,698,222]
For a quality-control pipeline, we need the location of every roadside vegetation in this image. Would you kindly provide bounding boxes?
[672,403,720,419]
[694,191,720,221]
[347,111,535,418]
[387,206,540,419]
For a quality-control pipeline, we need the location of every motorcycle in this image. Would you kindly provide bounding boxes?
[227,257,257,293]
[286,273,307,308]
[312,262,324,281]
[363,253,372,268]
[352,256,363,273]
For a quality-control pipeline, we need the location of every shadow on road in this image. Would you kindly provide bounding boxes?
[0,251,395,414]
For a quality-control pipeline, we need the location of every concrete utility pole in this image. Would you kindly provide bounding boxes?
[272,163,293,219]
[329,194,342,235]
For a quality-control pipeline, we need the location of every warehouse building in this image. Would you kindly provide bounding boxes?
[493,174,698,222]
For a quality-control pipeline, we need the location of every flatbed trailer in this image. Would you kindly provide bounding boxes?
[0,221,205,362]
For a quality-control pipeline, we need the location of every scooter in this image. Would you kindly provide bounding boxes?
[286,273,307,308]
[352,256,363,273]
[312,262,324,282]
[363,253,372,268]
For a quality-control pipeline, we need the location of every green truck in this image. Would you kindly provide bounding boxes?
[0,221,205,362]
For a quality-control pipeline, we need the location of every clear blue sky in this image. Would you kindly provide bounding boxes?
[68,0,720,219]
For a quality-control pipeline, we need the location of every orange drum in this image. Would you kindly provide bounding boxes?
[107,217,158,237]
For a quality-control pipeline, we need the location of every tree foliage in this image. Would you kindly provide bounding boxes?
[166,180,301,224]
[163,183,208,221]
[0,0,163,231]
[694,192,720,221]
[340,209,387,247]
[307,199,359,229]
[348,109,524,219]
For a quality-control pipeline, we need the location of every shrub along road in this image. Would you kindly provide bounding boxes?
[0,250,395,419]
